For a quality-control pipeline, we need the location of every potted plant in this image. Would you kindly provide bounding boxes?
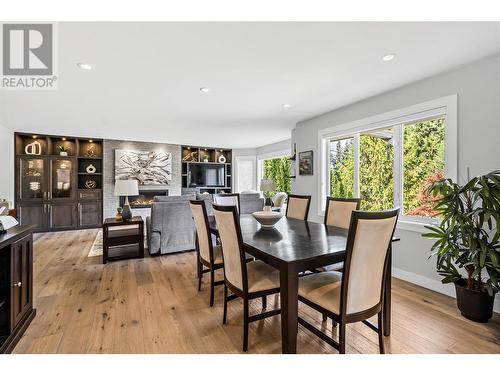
[58,144,70,156]
[423,170,500,322]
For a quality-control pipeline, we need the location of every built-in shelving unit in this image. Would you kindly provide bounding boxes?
[14,133,103,232]
[181,145,232,194]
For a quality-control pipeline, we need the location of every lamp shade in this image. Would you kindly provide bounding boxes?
[114,179,139,196]
[260,179,276,192]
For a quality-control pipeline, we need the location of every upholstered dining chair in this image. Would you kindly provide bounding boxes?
[213,193,241,213]
[190,200,224,307]
[297,208,399,354]
[285,194,312,220]
[212,204,281,352]
[319,197,362,271]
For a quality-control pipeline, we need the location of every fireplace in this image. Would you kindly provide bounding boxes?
[120,189,169,208]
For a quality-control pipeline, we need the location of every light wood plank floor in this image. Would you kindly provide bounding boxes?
[13,229,500,354]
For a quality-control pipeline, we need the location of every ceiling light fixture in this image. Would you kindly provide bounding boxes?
[77,63,93,70]
[282,104,291,108]
[382,53,396,62]
[200,87,211,93]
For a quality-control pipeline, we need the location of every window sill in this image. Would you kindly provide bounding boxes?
[397,219,436,233]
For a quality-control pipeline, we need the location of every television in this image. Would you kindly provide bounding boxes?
[189,164,225,187]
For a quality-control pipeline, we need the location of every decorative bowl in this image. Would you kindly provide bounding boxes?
[252,210,284,228]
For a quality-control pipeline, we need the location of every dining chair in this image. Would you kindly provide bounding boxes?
[190,200,224,307]
[214,193,241,213]
[213,203,281,352]
[285,194,311,220]
[297,208,399,354]
[324,197,361,228]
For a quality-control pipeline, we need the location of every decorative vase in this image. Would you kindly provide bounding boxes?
[115,208,123,221]
[86,164,97,174]
[454,279,495,323]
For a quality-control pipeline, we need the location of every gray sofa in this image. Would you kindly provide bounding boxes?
[239,193,264,214]
[146,194,196,255]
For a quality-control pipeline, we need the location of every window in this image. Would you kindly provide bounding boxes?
[262,156,292,194]
[329,137,354,198]
[359,128,395,211]
[319,95,457,227]
[403,118,445,217]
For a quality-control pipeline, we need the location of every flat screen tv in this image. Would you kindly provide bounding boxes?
[189,164,225,187]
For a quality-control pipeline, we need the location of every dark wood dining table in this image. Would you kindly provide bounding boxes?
[208,214,399,354]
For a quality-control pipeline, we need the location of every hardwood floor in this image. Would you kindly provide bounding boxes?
[13,229,500,354]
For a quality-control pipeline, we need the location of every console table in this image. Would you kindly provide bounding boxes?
[0,225,36,354]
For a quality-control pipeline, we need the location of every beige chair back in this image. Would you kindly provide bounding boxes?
[325,198,360,228]
[343,210,398,315]
[190,201,211,263]
[213,205,244,290]
[286,194,311,220]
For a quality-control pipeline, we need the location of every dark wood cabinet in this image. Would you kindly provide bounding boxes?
[15,133,103,232]
[0,226,36,353]
[10,234,33,328]
[17,203,47,231]
[48,202,77,230]
[78,201,102,228]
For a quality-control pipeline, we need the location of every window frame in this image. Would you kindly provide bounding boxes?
[257,149,292,190]
[318,95,457,232]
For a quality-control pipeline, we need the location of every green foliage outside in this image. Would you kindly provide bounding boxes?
[263,157,292,195]
[329,118,445,216]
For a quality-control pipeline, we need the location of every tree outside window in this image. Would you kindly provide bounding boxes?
[263,156,292,194]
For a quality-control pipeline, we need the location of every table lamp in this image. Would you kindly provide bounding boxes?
[260,179,276,211]
[114,179,139,221]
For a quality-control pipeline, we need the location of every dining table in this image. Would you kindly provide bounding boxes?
[208,214,400,354]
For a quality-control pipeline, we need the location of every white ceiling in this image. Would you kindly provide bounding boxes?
[1,22,499,148]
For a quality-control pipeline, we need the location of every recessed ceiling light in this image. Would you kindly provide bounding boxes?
[77,63,92,70]
[282,104,291,108]
[382,53,396,62]
[200,87,211,93]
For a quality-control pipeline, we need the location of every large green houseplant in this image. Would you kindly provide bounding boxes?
[423,170,500,322]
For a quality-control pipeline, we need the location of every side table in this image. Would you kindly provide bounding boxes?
[102,216,144,264]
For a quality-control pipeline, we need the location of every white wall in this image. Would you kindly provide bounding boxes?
[0,124,14,206]
[292,54,500,311]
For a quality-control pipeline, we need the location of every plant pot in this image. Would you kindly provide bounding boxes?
[60,152,68,156]
[454,279,495,323]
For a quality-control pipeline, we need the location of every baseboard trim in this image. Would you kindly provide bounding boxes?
[392,267,500,313]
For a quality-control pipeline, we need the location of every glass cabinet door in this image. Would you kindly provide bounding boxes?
[20,158,46,200]
[50,159,74,199]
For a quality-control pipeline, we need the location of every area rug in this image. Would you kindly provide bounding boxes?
[87,230,103,257]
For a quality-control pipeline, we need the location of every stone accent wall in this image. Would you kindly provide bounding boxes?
[103,139,182,221]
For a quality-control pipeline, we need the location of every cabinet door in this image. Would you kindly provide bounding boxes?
[18,157,48,201]
[18,204,47,232]
[49,158,75,200]
[78,201,102,228]
[48,202,77,230]
[11,234,33,329]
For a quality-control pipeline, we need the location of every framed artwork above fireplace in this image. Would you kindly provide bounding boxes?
[115,149,172,185]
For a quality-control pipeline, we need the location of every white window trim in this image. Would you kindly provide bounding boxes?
[256,149,291,191]
[317,94,458,232]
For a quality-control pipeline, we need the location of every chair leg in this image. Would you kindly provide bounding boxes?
[209,269,215,307]
[197,261,202,292]
[322,313,327,322]
[339,322,346,354]
[222,284,228,324]
[378,311,385,354]
[243,298,249,352]
[262,295,267,310]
